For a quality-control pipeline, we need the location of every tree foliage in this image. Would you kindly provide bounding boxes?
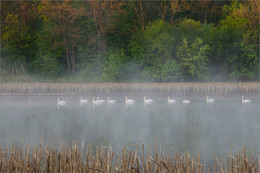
[177,37,210,80]
[0,1,259,81]
[102,49,126,81]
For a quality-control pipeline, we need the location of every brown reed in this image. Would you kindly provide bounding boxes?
[0,82,259,96]
[0,142,259,173]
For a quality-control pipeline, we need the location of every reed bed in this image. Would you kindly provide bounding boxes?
[0,142,259,173]
[0,82,259,96]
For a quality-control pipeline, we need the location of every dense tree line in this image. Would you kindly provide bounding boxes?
[1,0,259,82]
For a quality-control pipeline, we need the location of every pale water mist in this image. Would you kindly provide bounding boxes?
[0,95,259,161]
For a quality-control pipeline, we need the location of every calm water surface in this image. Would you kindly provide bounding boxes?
[0,95,259,160]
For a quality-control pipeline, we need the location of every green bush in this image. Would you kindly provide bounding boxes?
[161,59,182,81]
[31,53,63,77]
[102,49,126,81]
[177,37,210,80]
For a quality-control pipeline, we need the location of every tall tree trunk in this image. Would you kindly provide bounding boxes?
[135,0,145,31]
[159,0,167,21]
[101,35,106,56]
[64,36,71,73]
[71,46,75,74]
[97,32,101,54]
[169,0,179,24]
[65,49,71,74]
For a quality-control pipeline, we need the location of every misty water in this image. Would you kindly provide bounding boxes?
[0,95,259,161]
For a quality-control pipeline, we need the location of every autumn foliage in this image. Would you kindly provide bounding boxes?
[1,1,259,82]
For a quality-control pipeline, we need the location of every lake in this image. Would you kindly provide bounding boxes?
[0,95,259,161]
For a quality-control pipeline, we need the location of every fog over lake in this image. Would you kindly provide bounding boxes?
[0,95,259,161]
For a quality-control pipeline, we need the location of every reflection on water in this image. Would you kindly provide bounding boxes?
[0,95,259,160]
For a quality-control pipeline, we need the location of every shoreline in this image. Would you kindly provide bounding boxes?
[0,82,259,96]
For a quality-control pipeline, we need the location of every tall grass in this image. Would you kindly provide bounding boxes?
[0,82,259,96]
[0,142,258,172]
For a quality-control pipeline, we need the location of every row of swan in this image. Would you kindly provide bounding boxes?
[92,97,105,105]
[80,96,88,104]
[58,96,252,107]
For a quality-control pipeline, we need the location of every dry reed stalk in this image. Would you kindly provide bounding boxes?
[0,82,259,96]
[0,142,259,172]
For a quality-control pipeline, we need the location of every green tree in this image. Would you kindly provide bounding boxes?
[205,1,259,80]
[102,49,126,81]
[177,37,210,80]
[39,1,86,74]
[143,19,181,81]
[177,18,205,42]
[229,44,259,80]
[1,1,258,82]
[31,53,63,78]
[144,19,176,61]
[160,59,182,81]
[1,1,41,76]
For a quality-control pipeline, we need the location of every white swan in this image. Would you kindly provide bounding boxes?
[168,96,176,104]
[144,96,153,105]
[92,97,100,105]
[125,97,134,105]
[182,99,190,104]
[58,97,66,105]
[97,97,105,104]
[206,96,215,103]
[80,96,88,104]
[107,97,116,104]
[242,96,251,103]
[57,97,66,108]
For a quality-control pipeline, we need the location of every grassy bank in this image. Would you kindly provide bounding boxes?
[0,142,259,173]
[0,82,259,96]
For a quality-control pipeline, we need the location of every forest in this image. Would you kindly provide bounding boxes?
[1,0,259,82]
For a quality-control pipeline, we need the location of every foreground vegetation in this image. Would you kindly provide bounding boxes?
[0,142,259,172]
[1,1,259,82]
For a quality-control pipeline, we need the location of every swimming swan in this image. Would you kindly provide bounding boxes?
[96,97,105,104]
[92,97,100,105]
[107,97,116,104]
[144,96,153,105]
[80,96,88,104]
[58,97,66,105]
[206,96,215,103]
[168,96,176,104]
[57,97,66,108]
[125,97,134,105]
[182,99,190,104]
[242,96,251,103]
